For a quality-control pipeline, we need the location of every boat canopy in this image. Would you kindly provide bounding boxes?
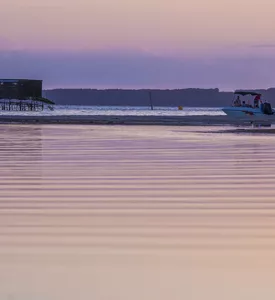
[234,90,262,96]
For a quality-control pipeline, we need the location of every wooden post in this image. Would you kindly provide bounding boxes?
[149,91,153,110]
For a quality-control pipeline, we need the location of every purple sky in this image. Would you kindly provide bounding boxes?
[1,0,275,90]
[0,50,274,91]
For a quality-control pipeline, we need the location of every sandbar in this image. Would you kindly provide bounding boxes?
[0,115,275,126]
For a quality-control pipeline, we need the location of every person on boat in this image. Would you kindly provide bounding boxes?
[254,94,261,108]
[242,100,246,107]
[234,96,241,107]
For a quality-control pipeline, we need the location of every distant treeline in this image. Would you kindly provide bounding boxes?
[43,88,275,107]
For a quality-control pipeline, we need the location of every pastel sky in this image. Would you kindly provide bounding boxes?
[1,0,275,89]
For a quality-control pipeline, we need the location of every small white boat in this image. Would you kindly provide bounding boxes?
[222,90,275,117]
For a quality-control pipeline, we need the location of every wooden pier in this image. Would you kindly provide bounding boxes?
[0,100,44,112]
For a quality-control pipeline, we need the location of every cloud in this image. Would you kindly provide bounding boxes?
[0,50,274,90]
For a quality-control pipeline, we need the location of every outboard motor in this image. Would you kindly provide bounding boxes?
[261,103,273,115]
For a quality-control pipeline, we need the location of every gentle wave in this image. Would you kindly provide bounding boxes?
[1,124,275,300]
[0,124,274,250]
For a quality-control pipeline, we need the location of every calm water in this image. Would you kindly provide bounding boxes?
[0,105,224,116]
[1,124,275,300]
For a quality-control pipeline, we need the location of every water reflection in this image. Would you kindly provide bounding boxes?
[0,125,42,178]
[1,125,275,300]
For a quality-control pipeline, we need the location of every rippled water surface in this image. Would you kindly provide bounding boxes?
[1,124,275,300]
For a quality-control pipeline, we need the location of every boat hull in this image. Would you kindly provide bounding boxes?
[222,107,266,117]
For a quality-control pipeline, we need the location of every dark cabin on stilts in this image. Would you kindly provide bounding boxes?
[0,79,54,111]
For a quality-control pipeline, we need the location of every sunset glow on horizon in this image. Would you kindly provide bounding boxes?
[1,0,275,56]
[1,0,275,89]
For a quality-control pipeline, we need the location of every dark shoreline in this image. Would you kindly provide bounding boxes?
[43,87,275,107]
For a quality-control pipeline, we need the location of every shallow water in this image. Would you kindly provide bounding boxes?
[1,124,275,300]
[0,105,224,116]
